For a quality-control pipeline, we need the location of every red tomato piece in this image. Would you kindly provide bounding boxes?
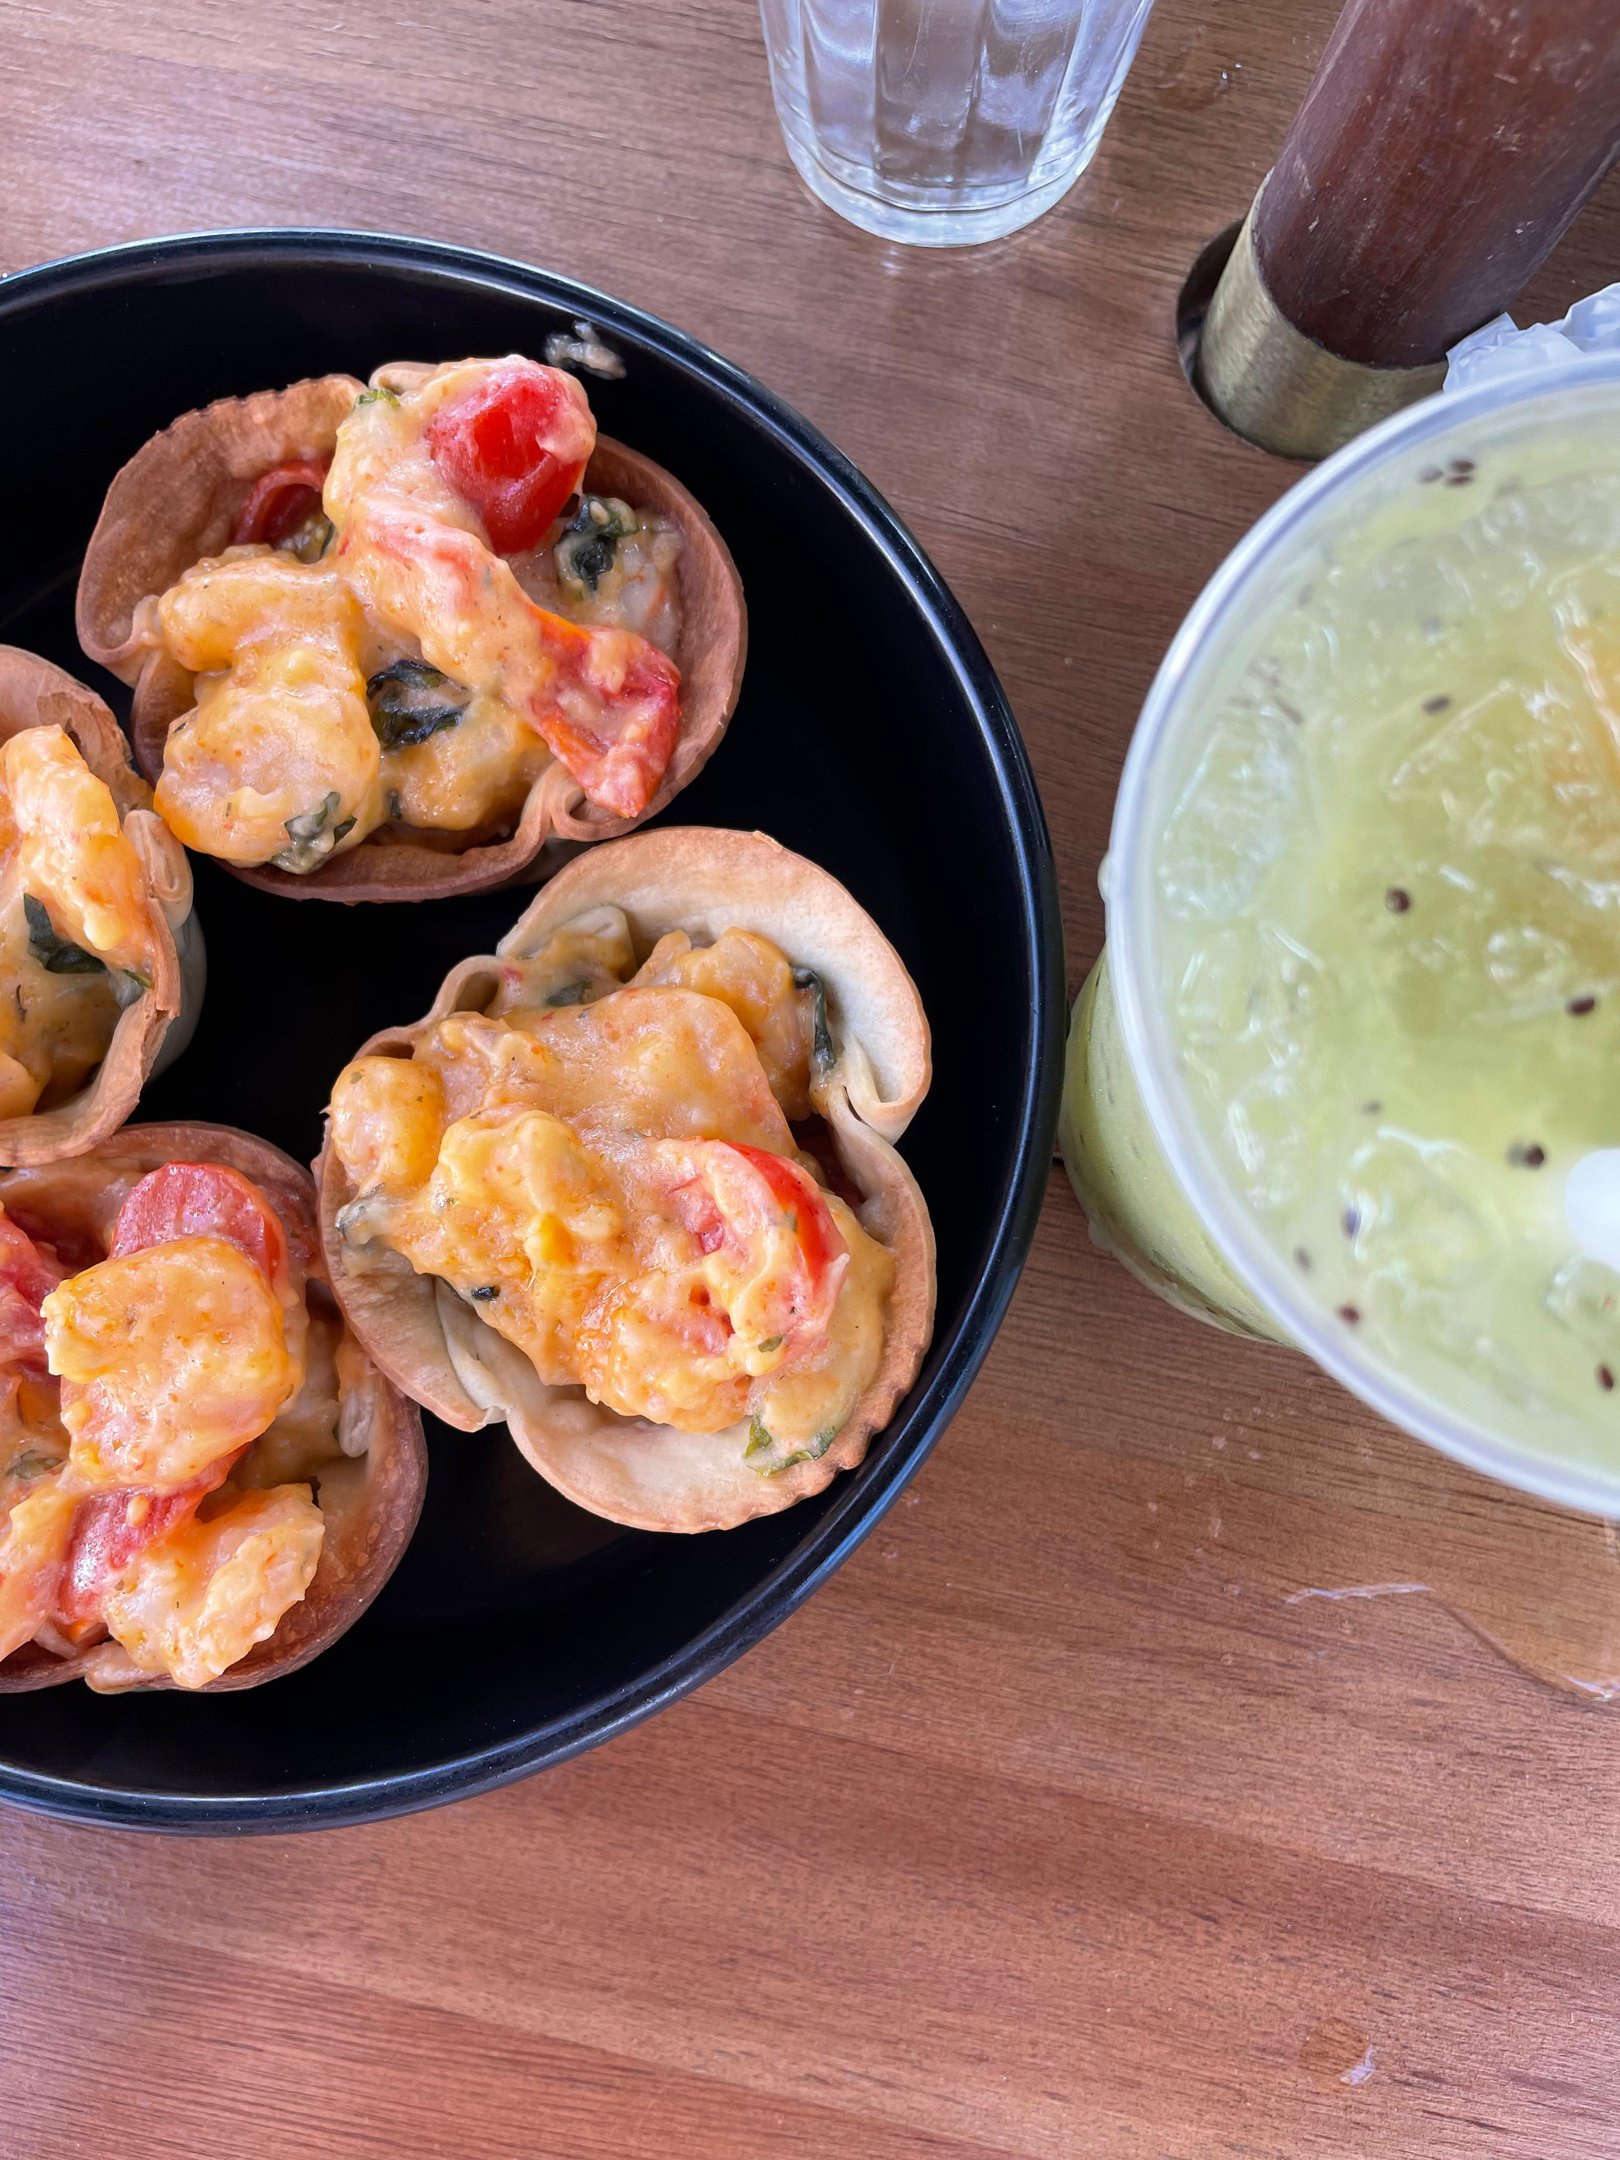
[537,634,682,822]
[58,1453,239,1625]
[0,1291,47,1377]
[0,1210,69,1312]
[109,1163,288,1286]
[670,1142,848,1347]
[730,1145,848,1302]
[344,496,681,819]
[231,459,331,548]
[7,1211,102,1275]
[0,1210,69,1373]
[670,1180,727,1256]
[425,360,594,554]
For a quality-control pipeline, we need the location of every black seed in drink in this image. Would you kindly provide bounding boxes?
[1342,1208,1360,1238]
[1385,887,1412,913]
[1422,694,1452,714]
[1419,465,1444,485]
[1451,457,1476,475]
[1336,1304,1361,1326]
[1568,995,1598,1016]
[1600,1365,1616,1394]
[1508,1142,1546,1169]
[1361,1100,1382,1116]
[1294,1247,1312,1272]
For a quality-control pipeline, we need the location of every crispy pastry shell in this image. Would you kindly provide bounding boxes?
[0,1122,427,1692]
[317,828,935,1532]
[75,371,746,903]
[0,649,200,1168]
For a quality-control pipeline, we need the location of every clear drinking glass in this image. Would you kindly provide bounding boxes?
[758,0,1158,246]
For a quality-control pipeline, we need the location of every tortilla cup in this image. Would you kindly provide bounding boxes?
[0,1122,427,1692]
[75,369,746,903]
[318,828,935,1532]
[0,649,201,1168]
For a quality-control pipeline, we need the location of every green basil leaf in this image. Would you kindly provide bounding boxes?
[367,658,470,750]
[356,385,401,408]
[791,965,835,1072]
[284,792,341,846]
[23,894,105,976]
[286,511,334,564]
[745,1414,840,1478]
[273,792,346,872]
[556,495,636,593]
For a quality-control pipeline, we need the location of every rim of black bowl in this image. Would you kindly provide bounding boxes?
[0,228,1066,1832]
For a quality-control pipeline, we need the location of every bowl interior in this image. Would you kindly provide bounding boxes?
[0,234,1060,1828]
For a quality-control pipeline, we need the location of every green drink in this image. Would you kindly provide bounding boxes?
[1067,362,1620,1509]
[1061,954,1277,1340]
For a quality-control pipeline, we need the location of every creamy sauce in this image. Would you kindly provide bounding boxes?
[0,1181,345,1688]
[0,729,157,1118]
[150,360,686,871]
[332,920,893,1458]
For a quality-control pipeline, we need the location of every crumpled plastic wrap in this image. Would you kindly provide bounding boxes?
[1446,283,1620,390]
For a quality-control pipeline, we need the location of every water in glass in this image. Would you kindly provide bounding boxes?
[759,0,1157,246]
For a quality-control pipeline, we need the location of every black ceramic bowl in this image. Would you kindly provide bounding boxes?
[0,231,1063,1830]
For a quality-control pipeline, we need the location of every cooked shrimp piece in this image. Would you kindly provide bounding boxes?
[343,497,679,819]
[0,1477,75,1662]
[44,1236,303,1491]
[97,1484,324,1689]
[155,553,379,867]
[3,729,155,966]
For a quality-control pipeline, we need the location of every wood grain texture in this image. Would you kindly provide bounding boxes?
[4,2,1620,2153]
[1257,0,1620,365]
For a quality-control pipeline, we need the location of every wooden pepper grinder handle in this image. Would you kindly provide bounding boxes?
[1197,0,1620,459]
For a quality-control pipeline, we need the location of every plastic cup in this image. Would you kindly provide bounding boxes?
[1066,358,1620,1514]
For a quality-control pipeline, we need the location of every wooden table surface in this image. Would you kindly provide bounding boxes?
[5,4,1620,2155]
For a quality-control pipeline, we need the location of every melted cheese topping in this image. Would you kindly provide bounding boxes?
[0,1477,76,1661]
[0,728,157,1120]
[97,1485,323,1690]
[155,554,378,866]
[148,360,683,871]
[43,1236,305,1491]
[0,1192,348,1689]
[332,924,893,1453]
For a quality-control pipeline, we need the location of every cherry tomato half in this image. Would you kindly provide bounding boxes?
[425,360,594,555]
[232,459,331,549]
[668,1141,847,1347]
[109,1163,288,1286]
[0,1211,69,1373]
[58,1452,240,1624]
